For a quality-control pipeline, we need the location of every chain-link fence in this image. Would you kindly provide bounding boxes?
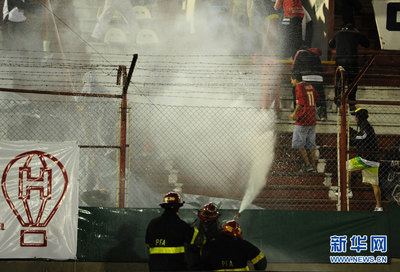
[128,103,276,207]
[342,102,400,212]
[1,91,400,211]
[0,97,121,207]
[1,59,400,212]
[127,85,400,212]
[127,94,338,211]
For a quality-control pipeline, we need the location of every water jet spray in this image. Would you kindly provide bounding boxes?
[233,211,240,221]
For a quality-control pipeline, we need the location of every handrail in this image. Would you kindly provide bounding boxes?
[335,66,348,211]
[345,56,376,103]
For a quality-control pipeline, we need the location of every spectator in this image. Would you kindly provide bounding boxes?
[329,24,369,111]
[290,72,319,173]
[201,220,267,271]
[145,191,202,271]
[292,46,327,121]
[274,0,304,58]
[186,202,221,270]
[90,0,138,43]
[347,108,382,211]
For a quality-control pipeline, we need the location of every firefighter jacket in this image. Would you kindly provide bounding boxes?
[201,232,267,271]
[145,209,200,271]
[186,218,221,270]
[349,119,380,162]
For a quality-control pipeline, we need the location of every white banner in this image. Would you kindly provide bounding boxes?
[0,141,79,259]
[373,0,400,50]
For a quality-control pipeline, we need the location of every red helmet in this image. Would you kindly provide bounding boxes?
[198,202,219,222]
[222,220,242,238]
[160,191,184,208]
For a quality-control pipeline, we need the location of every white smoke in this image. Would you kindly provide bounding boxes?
[126,1,279,210]
[134,91,276,209]
[2,1,280,210]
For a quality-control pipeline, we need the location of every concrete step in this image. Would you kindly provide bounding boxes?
[258,185,330,199]
[267,173,326,186]
[271,159,335,176]
[253,198,338,211]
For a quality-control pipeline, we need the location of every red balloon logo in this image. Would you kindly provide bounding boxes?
[1,151,69,247]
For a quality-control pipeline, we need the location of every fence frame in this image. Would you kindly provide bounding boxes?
[0,54,138,208]
[336,57,400,211]
[118,54,138,207]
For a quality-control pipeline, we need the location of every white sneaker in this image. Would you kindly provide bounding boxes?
[8,7,26,23]
[374,206,383,212]
[334,189,353,198]
[347,190,353,199]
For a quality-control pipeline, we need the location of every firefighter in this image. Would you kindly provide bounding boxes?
[201,220,267,271]
[186,202,221,270]
[196,202,220,242]
[145,191,201,271]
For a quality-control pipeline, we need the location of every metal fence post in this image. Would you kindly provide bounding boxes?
[118,54,138,208]
[338,67,348,211]
[338,56,376,211]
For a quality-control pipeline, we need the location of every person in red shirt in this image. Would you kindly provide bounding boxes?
[274,0,304,58]
[290,72,319,172]
[274,0,304,18]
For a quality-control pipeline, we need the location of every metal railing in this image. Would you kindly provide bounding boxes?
[0,54,138,208]
[335,59,400,211]
[1,53,400,212]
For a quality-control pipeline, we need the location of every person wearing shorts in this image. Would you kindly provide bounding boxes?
[290,72,319,173]
[347,157,379,186]
[347,108,382,211]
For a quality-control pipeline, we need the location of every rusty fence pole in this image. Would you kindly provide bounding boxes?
[118,54,138,208]
[338,56,376,211]
[337,67,348,211]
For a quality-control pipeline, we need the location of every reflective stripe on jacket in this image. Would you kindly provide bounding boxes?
[148,227,199,255]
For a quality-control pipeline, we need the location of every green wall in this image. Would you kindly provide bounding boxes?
[77,205,400,263]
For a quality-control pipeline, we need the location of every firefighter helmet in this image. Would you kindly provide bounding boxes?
[222,220,242,238]
[160,191,184,208]
[354,107,368,121]
[198,202,219,222]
